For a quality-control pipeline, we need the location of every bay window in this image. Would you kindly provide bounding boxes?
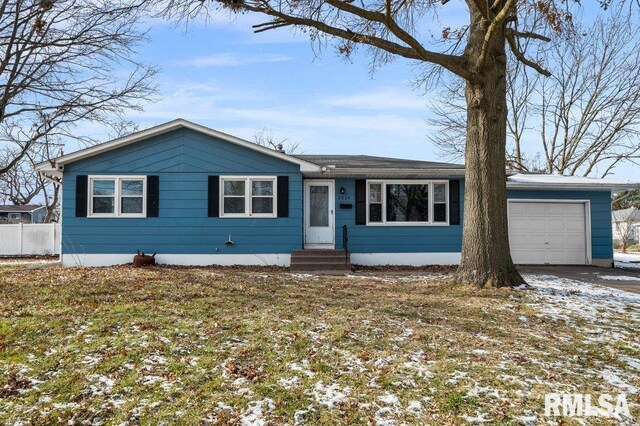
[366,180,449,225]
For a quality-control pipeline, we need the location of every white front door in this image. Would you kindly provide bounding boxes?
[304,180,335,248]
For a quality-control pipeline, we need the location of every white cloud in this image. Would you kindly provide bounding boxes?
[171,53,294,68]
[323,88,427,111]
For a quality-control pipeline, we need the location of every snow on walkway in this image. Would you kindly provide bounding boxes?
[615,252,640,270]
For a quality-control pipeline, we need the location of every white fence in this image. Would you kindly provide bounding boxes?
[0,223,61,256]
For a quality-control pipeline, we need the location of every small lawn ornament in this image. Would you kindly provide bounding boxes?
[133,251,156,267]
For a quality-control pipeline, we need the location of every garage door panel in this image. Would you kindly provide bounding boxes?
[566,220,586,232]
[547,220,567,231]
[509,203,529,215]
[508,201,588,265]
[528,204,548,214]
[565,203,585,215]
[546,204,566,215]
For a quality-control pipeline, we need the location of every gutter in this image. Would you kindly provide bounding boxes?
[506,182,640,191]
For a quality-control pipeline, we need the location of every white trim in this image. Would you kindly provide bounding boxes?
[507,199,592,265]
[350,252,461,266]
[35,119,321,174]
[365,179,449,226]
[219,176,277,218]
[88,175,147,218]
[62,253,291,267]
[304,180,335,248]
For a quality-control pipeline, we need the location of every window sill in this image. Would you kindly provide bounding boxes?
[219,214,278,219]
[365,222,450,227]
[87,214,147,219]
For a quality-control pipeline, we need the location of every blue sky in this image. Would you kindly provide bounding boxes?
[83,6,637,180]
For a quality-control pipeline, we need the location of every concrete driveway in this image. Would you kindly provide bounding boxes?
[519,265,640,294]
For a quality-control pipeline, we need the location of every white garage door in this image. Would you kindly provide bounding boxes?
[508,201,588,265]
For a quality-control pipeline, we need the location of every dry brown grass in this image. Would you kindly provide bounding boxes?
[0,265,637,425]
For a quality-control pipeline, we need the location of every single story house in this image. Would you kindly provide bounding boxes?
[35,119,640,268]
[0,205,47,224]
[612,207,640,245]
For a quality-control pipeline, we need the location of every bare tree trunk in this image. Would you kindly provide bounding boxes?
[454,6,524,287]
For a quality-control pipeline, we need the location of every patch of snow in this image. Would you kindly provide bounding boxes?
[620,356,640,371]
[598,275,640,281]
[81,354,102,366]
[311,382,350,409]
[289,360,315,378]
[406,400,423,415]
[615,252,640,270]
[87,374,115,396]
[601,369,639,394]
[446,370,468,384]
[240,398,274,426]
[143,354,167,365]
[278,376,300,389]
[377,392,399,406]
[464,412,493,423]
[392,328,414,342]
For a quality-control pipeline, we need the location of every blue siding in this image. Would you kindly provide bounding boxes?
[334,178,465,253]
[61,126,613,263]
[334,179,613,260]
[61,128,303,255]
[507,190,613,260]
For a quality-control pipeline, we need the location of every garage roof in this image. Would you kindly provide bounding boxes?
[507,173,640,191]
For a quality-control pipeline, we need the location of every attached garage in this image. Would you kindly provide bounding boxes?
[508,200,589,265]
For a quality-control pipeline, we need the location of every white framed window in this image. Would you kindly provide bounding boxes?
[88,176,146,218]
[366,180,449,226]
[220,176,277,218]
[8,212,21,220]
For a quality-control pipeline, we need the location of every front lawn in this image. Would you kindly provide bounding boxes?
[0,266,638,424]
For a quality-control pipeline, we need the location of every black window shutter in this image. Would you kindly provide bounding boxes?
[277,176,289,218]
[355,179,366,225]
[449,179,461,225]
[75,175,88,217]
[147,176,159,217]
[208,176,220,217]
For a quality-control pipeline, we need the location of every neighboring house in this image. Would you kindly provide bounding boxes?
[612,207,640,246]
[35,119,640,268]
[0,205,47,224]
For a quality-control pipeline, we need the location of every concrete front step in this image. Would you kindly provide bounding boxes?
[290,263,351,273]
[290,249,351,274]
[291,255,350,263]
[291,249,347,256]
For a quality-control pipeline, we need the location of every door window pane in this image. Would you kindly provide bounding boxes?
[309,186,329,227]
[386,184,429,222]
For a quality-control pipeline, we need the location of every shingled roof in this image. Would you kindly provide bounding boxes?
[0,205,44,213]
[294,155,464,170]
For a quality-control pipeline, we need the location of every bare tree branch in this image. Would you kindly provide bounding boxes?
[0,0,157,181]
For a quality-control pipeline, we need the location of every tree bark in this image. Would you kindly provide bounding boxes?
[454,3,525,288]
